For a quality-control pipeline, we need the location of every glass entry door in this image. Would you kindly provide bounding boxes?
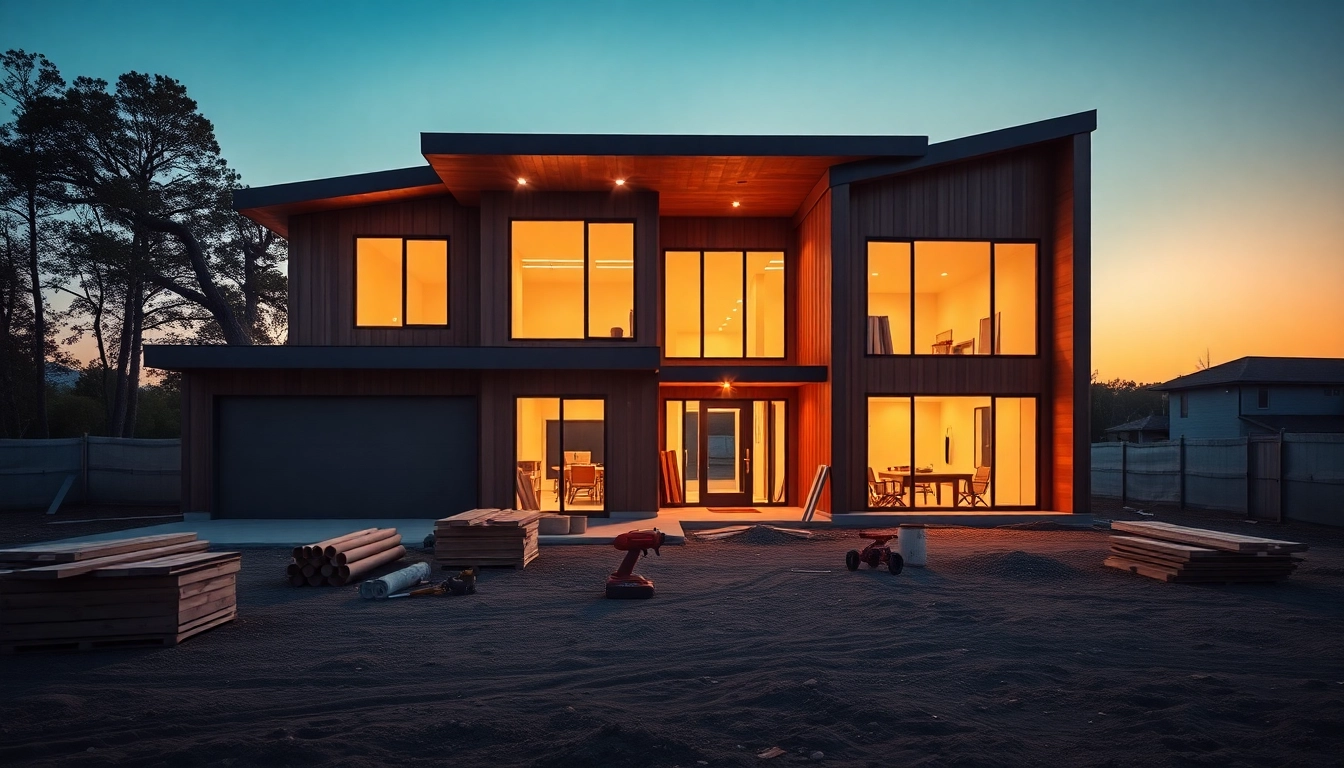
[700,400,753,507]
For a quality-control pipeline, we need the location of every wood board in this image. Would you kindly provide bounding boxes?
[1110,522,1308,553]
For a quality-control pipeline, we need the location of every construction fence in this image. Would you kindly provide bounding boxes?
[0,437,180,510]
[1091,434,1344,527]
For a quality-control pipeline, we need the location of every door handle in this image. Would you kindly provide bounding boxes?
[744,448,750,473]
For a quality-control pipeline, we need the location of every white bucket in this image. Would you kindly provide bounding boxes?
[898,524,927,567]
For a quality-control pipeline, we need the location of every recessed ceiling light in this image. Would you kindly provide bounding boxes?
[732,308,737,312]
[871,272,879,276]
[941,272,948,277]
[725,316,732,321]
[615,179,625,186]
[736,299,742,304]
[517,178,527,185]
[731,201,740,208]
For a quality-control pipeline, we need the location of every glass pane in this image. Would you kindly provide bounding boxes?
[355,238,402,327]
[703,251,744,358]
[995,397,1037,506]
[994,243,1036,355]
[512,221,584,338]
[746,251,784,358]
[867,397,912,508]
[706,405,742,493]
[753,401,767,503]
[913,242,990,355]
[562,399,605,512]
[664,399,685,506]
[664,251,701,357]
[516,398,560,512]
[588,223,634,339]
[405,239,448,325]
[771,401,787,504]
[867,242,911,354]
[684,401,700,504]
[913,396,991,508]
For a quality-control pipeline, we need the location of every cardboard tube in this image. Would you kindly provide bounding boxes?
[334,545,406,585]
[310,528,379,558]
[323,528,397,559]
[289,573,306,587]
[286,563,302,577]
[335,534,403,565]
[306,573,325,587]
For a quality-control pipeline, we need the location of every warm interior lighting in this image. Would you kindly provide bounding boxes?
[512,221,584,338]
[587,222,635,338]
[517,178,527,185]
[406,240,449,325]
[731,201,740,208]
[941,272,949,277]
[356,238,404,327]
[872,272,879,276]
[615,179,626,186]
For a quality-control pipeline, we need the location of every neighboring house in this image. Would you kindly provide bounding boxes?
[144,111,1095,519]
[1103,414,1168,443]
[1154,357,1344,440]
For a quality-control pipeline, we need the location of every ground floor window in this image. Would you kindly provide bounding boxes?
[664,399,786,506]
[867,395,1037,509]
[516,397,606,513]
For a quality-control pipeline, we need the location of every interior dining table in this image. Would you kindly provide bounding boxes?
[881,469,973,506]
[551,464,605,504]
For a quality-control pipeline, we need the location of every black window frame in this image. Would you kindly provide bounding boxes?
[508,218,639,342]
[863,237,1041,358]
[1257,387,1270,410]
[863,393,1042,511]
[513,395,609,514]
[1180,392,1189,418]
[660,248,789,360]
[353,235,451,329]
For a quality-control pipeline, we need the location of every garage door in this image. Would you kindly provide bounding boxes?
[216,397,477,519]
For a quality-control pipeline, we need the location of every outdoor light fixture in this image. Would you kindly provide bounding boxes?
[517,178,527,185]
[721,382,731,390]
[731,201,741,208]
[614,179,625,186]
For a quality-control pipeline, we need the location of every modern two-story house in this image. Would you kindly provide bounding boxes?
[144,111,1095,520]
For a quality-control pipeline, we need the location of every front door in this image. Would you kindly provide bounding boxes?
[700,400,753,507]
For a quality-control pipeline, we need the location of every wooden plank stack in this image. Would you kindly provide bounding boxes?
[287,528,405,587]
[0,533,239,653]
[434,509,542,569]
[1105,521,1307,584]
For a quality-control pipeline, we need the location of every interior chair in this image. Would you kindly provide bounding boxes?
[567,463,600,505]
[889,465,933,504]
[960,465,991,507]
[867,467,906,508]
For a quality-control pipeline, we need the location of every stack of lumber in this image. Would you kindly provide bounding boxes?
[0,533,239,652]
[1105,521,1307,584]
[287,528,405,587]
[434,509,542,569]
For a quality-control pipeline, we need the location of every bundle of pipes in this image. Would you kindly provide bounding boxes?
[286,528,406,587]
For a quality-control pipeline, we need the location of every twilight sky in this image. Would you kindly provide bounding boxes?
[5,0,1342,382]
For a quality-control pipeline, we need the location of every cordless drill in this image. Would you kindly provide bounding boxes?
[605,528,665,599]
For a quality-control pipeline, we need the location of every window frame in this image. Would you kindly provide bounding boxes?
[660,247,790,360]
[863,237,1040,358]
[507,218,639,342]
[664,398,790,506]
[353,235,451,329]
[864,393,1042,511]
[1257,387,1270,410]
[1180,392,1189,418]
[513,395,610,514]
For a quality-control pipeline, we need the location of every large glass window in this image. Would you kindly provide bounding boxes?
[664,250,785,359]
[866,395,1037,509]
[356,237,449,327]
[516,397,605,513]
[664,399,787,505]
[866,240,1036,356]
[511,221,635,340]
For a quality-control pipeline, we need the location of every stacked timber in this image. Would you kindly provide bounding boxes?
[434,509,542,569]
[0,533,239,652]
[287,528,405,587]
[1104,521,1307,584]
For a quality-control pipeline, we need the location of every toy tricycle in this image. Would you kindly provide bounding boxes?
[845,530,904,575]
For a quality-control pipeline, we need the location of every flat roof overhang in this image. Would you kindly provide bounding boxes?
[144,345,662,372]
[232,166,449,238]
[420,133,926,216]
[658,365,827,384]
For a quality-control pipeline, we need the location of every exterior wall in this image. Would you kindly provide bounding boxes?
[833,144,1078,513]
[1169,388,1243,440]
[1242,385,1344,416]
[286,195,480,346]
[1170,384,1344,440]
[478,190,661,347]
[793,188,832,512]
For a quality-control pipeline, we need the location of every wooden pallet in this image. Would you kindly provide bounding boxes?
[1110,521,1308,553]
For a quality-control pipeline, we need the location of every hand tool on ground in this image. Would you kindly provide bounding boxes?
[392,568,477,597]
[606,528,665,599]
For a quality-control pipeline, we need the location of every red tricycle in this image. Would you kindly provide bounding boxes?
[845,530,904,575]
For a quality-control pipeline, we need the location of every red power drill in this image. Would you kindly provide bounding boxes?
[606,528,666,599]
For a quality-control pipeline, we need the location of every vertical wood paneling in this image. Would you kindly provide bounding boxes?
[793,189,833,512]
[1050,142,1076,512]
[286,195,478,346]
[478,190,660,347]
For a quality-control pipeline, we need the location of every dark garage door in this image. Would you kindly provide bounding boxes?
[216,397,477,519]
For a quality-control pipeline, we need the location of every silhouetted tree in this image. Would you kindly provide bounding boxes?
[1090,377,1168,442]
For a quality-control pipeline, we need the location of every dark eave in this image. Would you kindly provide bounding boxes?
[420,133,927,158]
[658,365,828,384]
[232,166,447,238]
[144,345,661,372]
[830,110,1098,186]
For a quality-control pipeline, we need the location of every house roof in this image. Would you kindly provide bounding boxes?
[1240,414,1344,434]
[231,111,1096,235]
[1151,357,1344,391]
[1103,414,1169,434]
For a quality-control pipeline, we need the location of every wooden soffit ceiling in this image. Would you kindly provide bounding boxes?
[423,154,869,216]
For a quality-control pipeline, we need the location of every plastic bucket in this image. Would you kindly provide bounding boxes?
[898,524,927,567]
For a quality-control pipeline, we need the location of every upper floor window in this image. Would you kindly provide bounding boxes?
[1180,392,1188,418]
[866,240,1036,356]
[511,220,635,340]
[1257,387,1270,409]
[665,250,785,359]
[356,237,448,327]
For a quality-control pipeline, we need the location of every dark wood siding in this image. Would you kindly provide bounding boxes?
[478,190,660,347]
[286,195,480,346]
[1048,135,1092,513]
[793,189,833,512]
[834,145,1066,513]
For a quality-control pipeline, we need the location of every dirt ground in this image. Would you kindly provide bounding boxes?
[1,509,1343,767]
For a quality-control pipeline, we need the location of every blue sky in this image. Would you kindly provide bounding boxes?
[4,0,1343,380]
